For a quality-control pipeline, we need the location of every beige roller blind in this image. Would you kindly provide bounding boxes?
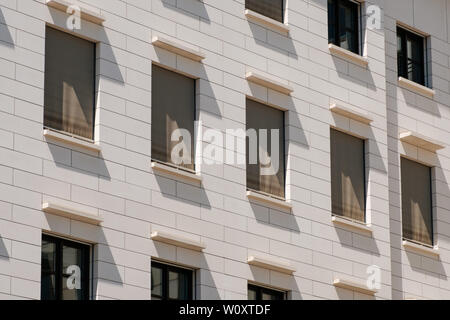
[401,158,433,245]
[151,65,195,170]
[44,27,95,140]
[330,129,366,221]
[246,99,285,198]
[246,0,284,22]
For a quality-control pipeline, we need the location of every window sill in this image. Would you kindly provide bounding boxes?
[398,77,435,98]
[328,44,368,67]
[42,202,103,225]
[152,36,205,62]
[399,131,445,152]
[333,278,377,295]
[330,103,373,125]
[246,71,293,95]
[332,215,372,235]
[151,231,206,251]
[151,161,202,183]
[402,240,439,257]
[247,255,296,274]
[46,0,105,25]
[43,129,101,152]
[246,190,292,211]
[244,9,289,34]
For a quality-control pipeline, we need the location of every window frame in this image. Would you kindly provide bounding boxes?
[245,0,285,23]
[397,26,427,86]
[41,234,91,300]
[43,26,97,141]
[330,128,367,223]
[245,98,287,199]
[328,0,361,55]
[151,261,194,300]
[400,157,434,247]
[248,283,286,300]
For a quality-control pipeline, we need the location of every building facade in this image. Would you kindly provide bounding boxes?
[0,0,449,300]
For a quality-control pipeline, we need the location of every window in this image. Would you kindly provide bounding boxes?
[330,129,366,222]
[328,0,360,54]
[246,99,286,199]
[248,284,285,300]
[151,262,193,300]
[41,235,90,300]
[44,27,96,140]
[397,27,426,86]
[401,158,433,246]
[246,0,284,23]
[151,65,196,171]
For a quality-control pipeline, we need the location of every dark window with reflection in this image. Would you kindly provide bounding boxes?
[248,284,285,300]
[151,262,193,300]
[246,99,286,199]
[397,27,425,86]
[401,158,433,246]
[44,27,96,140]
[246,0,284,23]
[41,235,90,300]
[328,0,359,54]
[330,128,366,222]
[151,64,196,171]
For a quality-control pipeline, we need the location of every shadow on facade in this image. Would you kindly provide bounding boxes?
[161,0,210,24]
[0,236,9,260]
[248,23,297,59]
[399,86,440,117]
[0,10,14,47]
[249,266,303,299]
[153,244,221,299]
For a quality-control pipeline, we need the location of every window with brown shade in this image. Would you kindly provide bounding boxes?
[44,27,96,140]
[330,129,366,222]
[246,99,285,198]
[401,158,433,246]
[246,0,284,23]
[151,65,196,170]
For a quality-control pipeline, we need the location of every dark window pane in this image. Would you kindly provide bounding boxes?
[61,245,84,300]
[168,271,179,299]
[151,266,163,297]
[44,27,95,139]
[328,0,359,54]
[151,65,196,170]
[401,158,433,245]
[327,0,336,44]
[246,0,284,22]
[246,99,285,198]
[248,287,257,300]
[330,129,366,221]
[41,240,56,300]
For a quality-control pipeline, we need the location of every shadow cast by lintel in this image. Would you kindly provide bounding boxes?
[153,243,221,299]
[0,9,14,47]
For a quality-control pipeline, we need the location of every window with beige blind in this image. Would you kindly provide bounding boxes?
[246,0,284,23]
[44,27,96,140]
[401,158,433,246]
[330,128,366,222]
[246,99,285,199]
[151,65,196,170]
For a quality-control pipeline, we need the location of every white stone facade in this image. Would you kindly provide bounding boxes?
[0,0,448,300]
